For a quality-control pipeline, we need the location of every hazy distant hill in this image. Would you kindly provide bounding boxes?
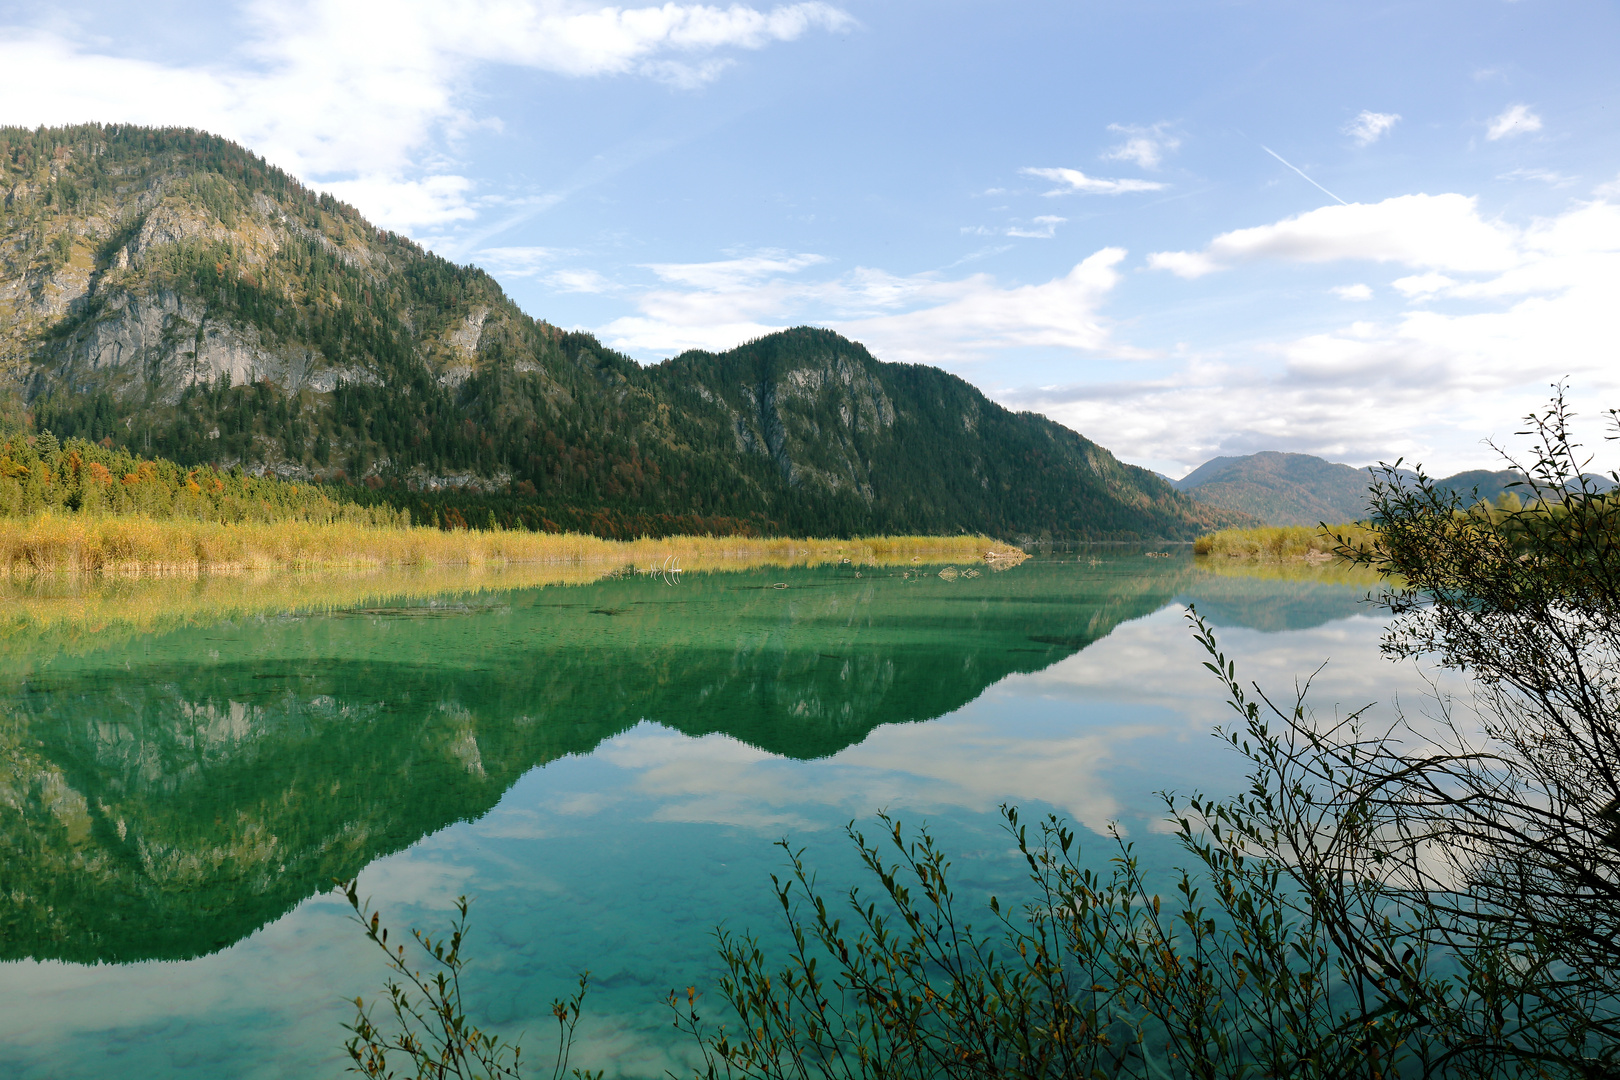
[0,123,1244,541]
[1430,469,1526,504]
[1170,451,1619,526]
[1170,452,1380,525]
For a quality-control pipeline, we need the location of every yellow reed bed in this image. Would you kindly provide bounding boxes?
[0,512,1013,575]
[1192,522,1379,561]
[0,527,1023,659]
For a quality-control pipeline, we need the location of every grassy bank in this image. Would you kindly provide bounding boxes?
[1193,522,1376,560]
[0,511,1018,575]
[0,530,1025,669]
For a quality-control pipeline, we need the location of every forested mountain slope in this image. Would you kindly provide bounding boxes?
[1171,450,1606,526]
[1,123,1244,540]
[1171,452,1380,525]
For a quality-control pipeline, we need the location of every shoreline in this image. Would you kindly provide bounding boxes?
[0,513,1024,576]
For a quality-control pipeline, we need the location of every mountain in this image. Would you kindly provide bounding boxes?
[1171,450,1613,526]
[0,124,1246,541]
[1170,452,1381,525]
[1430,468,1526,504]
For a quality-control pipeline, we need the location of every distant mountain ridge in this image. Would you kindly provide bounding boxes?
[1170,452,1594,526]
[1170,452,1381,526]
[0,123,1245,541]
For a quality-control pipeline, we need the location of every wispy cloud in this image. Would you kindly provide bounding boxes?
[1498,167,1576,187]
[1006,216,1066,239]
[474,245,572,276]
[1016,198,1620,476]
[545,268,619,294]
[1487,103,1543,140]
[964,216,1067,239]
[1101,122,1180,169]
[596,247,1137,362]
[643,251,828,289]
[1391,272,1455,297]
[0,0,854,234]
[1331,283,1373,301]
[1344,110,1400,146]
[1148,193,1519,278]
[1021,167,1167,196]
[321,174,478,229]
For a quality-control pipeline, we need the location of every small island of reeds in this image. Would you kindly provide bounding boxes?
[1192,522,1376,560]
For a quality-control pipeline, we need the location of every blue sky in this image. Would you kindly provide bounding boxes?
[4,0,1618,476]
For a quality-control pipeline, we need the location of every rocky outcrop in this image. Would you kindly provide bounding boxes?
[436,306,488,387]
[721,349,895,501]
[34,289,331,402]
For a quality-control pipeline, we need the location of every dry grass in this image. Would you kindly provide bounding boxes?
[0,524,1024,656]
[1192,522,1379,561]
[0,513,1017,575]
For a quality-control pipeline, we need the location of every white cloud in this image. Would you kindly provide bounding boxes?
[1499,167,1577,187]
[546,268,619,293]
[1101,122,1180,169]
[1331,283,1373,300]
[1005,215,1066,239]
[1146,250,1220,278]
[964,216,1067,239]
[321,174,478,230]
[598,247,1134,361]
[1010,198,1620,477]
[1593,174,1620,198]
[475,246,571,276]
[1392,272,1456,297]
[1344,110,1400,146]
[1147,193,1519,278]
[841,249,1133,361]
[1021,167,1167,196]
[1487,103,1543,140]
[644,250,828,288]
[0,1,852,235]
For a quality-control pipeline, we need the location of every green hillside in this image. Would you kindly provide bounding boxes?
[1172,450,1562,526]
[1171,451,1378,525]
[0,124,1245,541]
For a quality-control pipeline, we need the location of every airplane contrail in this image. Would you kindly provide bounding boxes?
[1261,145,1349,205]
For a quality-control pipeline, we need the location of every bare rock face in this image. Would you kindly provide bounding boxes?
[716,349,897,503]
[125,201,230,267]
[36,289,323,403]
[436,307,488,387]
[13,170,394,406]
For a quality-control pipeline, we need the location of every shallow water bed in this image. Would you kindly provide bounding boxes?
[0,554,1416,1078]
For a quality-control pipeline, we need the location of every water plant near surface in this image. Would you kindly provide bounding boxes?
[337,878,602,1080]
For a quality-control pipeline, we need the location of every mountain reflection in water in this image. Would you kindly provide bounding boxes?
[0,556,1377,967]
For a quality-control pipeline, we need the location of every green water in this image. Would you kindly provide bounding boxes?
[0,555,1405,1078]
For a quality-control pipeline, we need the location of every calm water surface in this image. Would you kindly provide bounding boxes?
[0,554,1419,1078]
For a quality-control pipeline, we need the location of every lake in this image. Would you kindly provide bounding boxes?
[0,553,1416,1078]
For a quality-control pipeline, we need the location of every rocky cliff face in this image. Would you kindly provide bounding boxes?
[4,150,467,407]
[1,124,1245,539]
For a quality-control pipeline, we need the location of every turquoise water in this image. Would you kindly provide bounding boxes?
[0,555,1415,1078]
